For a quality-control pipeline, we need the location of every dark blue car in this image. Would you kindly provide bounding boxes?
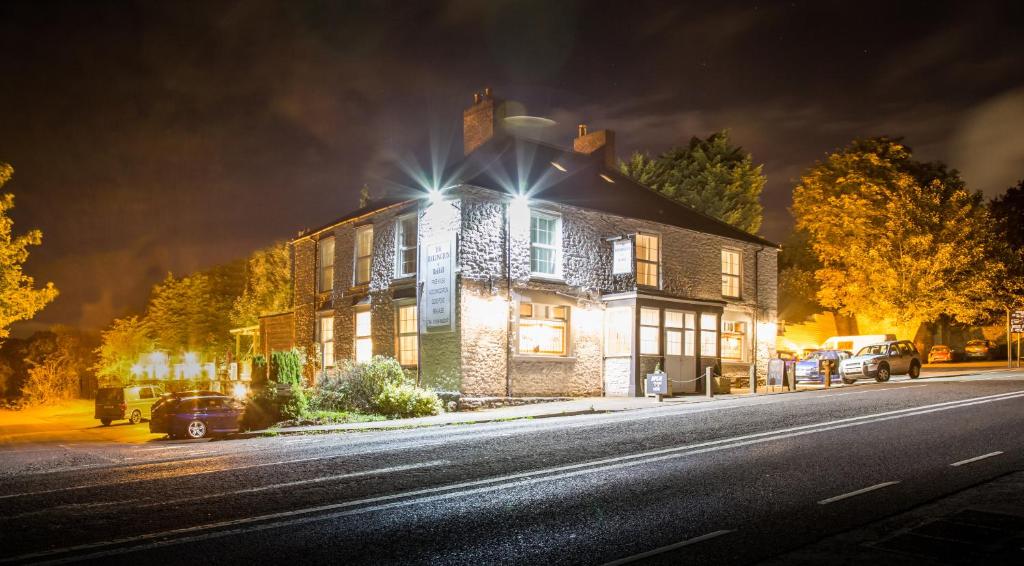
[794,350,851,384]
[149,391,243,439]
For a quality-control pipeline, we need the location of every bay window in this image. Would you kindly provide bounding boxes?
[355,309,372,363]
[636,233,660,288]
[317,236,335,293]
[530,211,561,277]
[354,225,373,285]
[518,303,569,356]
[396,303,418,366]
[639,307,660,355]
[395,215,417,278]
[722,249,741,298]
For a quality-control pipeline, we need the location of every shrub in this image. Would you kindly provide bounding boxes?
[278,382,309,420]
[374,382,443,418]
[270,349,304,385]
[241,388,279,430]
[331,356,406,412]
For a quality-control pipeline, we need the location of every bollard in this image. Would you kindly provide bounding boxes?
[706,366,714,399]
[823,360,831,390]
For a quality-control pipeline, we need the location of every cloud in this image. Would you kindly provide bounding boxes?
[951,87,1024,197]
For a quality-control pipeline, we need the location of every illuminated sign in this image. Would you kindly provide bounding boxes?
[1012,310,1024,333]
[422,236,455,332]
[613,239,632,275]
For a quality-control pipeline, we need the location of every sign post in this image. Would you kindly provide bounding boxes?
[1011,309,1024,369]
[645,371,668,401]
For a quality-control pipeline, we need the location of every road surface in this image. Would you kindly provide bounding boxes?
[1,369,1022,565]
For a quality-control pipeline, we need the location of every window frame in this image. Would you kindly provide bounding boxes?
[395,302,418,367]
[721,248,742,298]
[395,214,417,279]
[516,301,570,357]
[639,307,661,355]
[635,233,661,289]
[529,210,563,279]
[604,307,633,357]
[317,235,335,293]
[318,314,335,368]
[353,225,374,286]
[354,309,372,363]
[700,312,719,358]
[720,319,745,362]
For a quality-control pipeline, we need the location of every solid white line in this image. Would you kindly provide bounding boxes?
[136,461,449,508]
[601,530,734,566]
[817,481,900,505]
[10,389,1024,564]
[950,451,1003,467]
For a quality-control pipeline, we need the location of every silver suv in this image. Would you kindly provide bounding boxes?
[838,340,921,384]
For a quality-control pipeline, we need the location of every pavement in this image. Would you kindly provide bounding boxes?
[0,365,1022,564]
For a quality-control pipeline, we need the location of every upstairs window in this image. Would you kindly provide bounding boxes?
[354,225,373,285]
[518,303,569,356]
[396,303,418,367]
[318,315,335,367]
[317,236,335,293]
[636,234,660,287]
[722,249,741,298]
[355,310,372,363]
[530,211,561,277]
[396,215,417,278]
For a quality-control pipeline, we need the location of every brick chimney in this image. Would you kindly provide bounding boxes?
[463,87,506,155]
[573,124,616,168]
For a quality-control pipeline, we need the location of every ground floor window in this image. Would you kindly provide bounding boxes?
[518,303,569,356]
[639,307,660,355]
[396,303,418,366]
[700,313,718,357]
[604,307,632,356]
[355,309,372,363]
[721,320,746,361]
[318,315,335,367]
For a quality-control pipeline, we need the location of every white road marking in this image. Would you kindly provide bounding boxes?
[136,445,189,452]
[817,481,900,505]
[950,451,1003,467]
[9,389,1024,564]
[601,530,734,565]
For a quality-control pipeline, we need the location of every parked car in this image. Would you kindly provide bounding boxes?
[149,391,243,439]
[927,344,957,363]
[94,385,164,426]
[838,340,922,383]
[964,340,996,361]
[795,350,851,384]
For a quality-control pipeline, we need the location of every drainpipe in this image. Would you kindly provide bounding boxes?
[505,202,514,398]
[751,246,764,394]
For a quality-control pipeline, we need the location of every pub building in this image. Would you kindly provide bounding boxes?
[262,89,779,398]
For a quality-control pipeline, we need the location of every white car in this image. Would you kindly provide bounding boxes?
[838,340,922,384]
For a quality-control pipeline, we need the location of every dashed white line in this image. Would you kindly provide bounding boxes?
[950,451,1003,467]
[601,530,734,565]
[817,481,900,505]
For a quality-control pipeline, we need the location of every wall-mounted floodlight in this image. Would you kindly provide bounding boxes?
[550,161,567,172]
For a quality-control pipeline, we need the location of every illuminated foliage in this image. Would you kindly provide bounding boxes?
[22,327,95,404]
[621,130,765,234]
[0,163,58,339]
[229,242,292,328]
[92,316,155,383]
[793,138,1002,338]
[989,180,1024,311]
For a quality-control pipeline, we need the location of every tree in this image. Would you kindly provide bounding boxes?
[146,262,244,360]
[792,137,1001,340]
[989,180,1024,313]
[0,163,58,339]
[93,316,155,385]
[620,131,766,233]
[777,228,823,323]
[22,327,94,404]
[230,242,292,328]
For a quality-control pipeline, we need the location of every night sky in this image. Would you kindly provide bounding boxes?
[1,0,1022,335]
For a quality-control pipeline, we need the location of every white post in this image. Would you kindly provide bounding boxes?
[706,366,714,399]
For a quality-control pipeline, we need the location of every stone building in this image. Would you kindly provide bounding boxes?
[276,90,779,397]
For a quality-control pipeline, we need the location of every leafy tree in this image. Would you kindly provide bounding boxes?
[620,131,766,233]
[93,316,155,385]
[0,163,58,339]
[777,229,823,323]
[989,180,1024,312]
[230,242,292,328]
[22,327,95,404]
[792,137,1001,340]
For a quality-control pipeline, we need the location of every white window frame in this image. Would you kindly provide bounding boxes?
[517,302,570,357]
[395,214,417,279]
[722,249,742,298]
[395,302,418,367]
[354,309,372,363]
[700,312,719,358]
[529,210,562,279]
[635,233,661,288]
[317,236,335,293]
[639,307,660,355]
[721,320,746,362]
[354,225,374,286]
[317,315,335,367]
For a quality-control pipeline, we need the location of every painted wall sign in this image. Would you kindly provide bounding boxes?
[612,238,633,275]
[422,236,455,332]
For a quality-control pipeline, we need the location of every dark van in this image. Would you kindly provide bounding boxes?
[94,385,163,426]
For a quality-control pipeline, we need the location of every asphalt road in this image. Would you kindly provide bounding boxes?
[1,370,1022,565]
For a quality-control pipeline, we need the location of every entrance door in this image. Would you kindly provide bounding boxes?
[665,310,697,393]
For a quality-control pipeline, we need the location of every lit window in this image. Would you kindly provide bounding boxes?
[636,234,660,287]
[318,316,335,367]
[518,303,569,356]
[721,320,746,361]
[355,225,374,285]
[664,311,683,356]
[604,307,632,356]
[640,307,660,355]
[317,236,335,292]
[685,313,695,356]
[396,215,417,278]
[722,249,741,298]
[396,303,418,366]
[700,313,718,357]
[530,211,561,277]
[355,310,372,362]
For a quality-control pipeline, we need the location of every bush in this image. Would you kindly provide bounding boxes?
[278,382,309,420]
[374,382,443,418]
[241,388,279,430]
[270,349,304,385]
